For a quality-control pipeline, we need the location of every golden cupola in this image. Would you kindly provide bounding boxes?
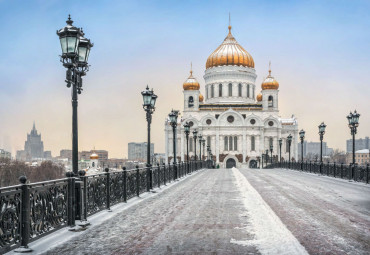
[90,152,99,160]
[183,69,200,91]
[256,93,262,102]
[199,93,204,102]
[206,25,254,69]
[261,65,279,90]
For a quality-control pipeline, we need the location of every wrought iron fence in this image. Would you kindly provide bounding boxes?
[265,160,369,183]
[0,160,206,253]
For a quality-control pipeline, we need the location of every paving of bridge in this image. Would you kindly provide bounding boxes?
[15,168,370,255]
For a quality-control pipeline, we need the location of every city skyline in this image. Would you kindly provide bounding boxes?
[0,0,369,158]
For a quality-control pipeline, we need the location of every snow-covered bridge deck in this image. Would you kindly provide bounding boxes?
[8,168,370,255]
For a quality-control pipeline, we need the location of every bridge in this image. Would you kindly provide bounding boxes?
[2,164,370,254]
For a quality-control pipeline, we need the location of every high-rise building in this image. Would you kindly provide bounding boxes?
[128,142,154,161]
[298,141,333,159]
[16,122,49,161]
[346,137,370,153]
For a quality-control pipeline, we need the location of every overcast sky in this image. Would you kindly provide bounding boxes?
[0,0,369,158]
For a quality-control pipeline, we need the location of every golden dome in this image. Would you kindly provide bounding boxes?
[199,93,204,102]
[90,153,99,160]
[256,93,262,102]
[261,65,279,90]
[183,69,200,90]
[206,26,254,69]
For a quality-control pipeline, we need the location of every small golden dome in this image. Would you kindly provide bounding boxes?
[90,153,99,160]
[199,93,204,102]
[206,25,254,69]
[257,93,262,102]
[261,64,279,90]
[183,69,200,91]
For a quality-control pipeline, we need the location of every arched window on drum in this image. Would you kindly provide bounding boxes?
[188,96,194,108]
[268,95,273,108]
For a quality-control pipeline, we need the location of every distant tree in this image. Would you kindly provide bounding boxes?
[329,149,347,164]
[0,158,65,188]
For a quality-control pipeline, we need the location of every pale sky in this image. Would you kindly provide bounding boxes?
[0,0,369,158]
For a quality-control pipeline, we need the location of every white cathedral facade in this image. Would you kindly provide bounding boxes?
[165,25,298,168]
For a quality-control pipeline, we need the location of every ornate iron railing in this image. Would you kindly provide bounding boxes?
[265,160,369,183]
[0,160,206,253]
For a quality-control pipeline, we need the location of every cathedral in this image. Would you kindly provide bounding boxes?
[165,25,298,168]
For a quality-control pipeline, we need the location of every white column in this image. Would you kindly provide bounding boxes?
[242,130,246,163]
[216,130,220,163]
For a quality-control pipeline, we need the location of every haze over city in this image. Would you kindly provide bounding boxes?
[0,0,369,158]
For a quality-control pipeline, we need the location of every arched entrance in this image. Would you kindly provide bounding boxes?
[226,158,236,168]
[249,160,258,169]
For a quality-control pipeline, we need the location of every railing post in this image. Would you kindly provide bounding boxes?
[173,162,177,181]
[366,164,369,184]
[146,165,151,192]
[157,163,160,188]
[123,167,127,203]
[78,170,89,226]
[163,163,166,185]
[105,168,111,211]
[15,176,32,253]
[136,165,140,197]
[65,171,75,227]
[341,163,344,179]
[333,162,336,178]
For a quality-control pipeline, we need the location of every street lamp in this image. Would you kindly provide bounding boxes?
[287,134,293,168]
[299,129,305,170]
[198,134,203,161]
[184,122,190,173]
[279,138,282,165]
[169,110,179,179]
[207,145,210,160]
[318,122,326,174]
[192,129,198,160]
[265,149,269,165]
[202,138,206,161]
[141,85,157,166]
[270,144,273,164]
[57,15,93,175]
[347,110,360,179]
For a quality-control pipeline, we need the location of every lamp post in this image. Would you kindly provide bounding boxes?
[169,110,179,179]
[347,110,360,179]
[299,129,305,170]
[287,134,293,168]
[318,122,326,174]
[198,134,203,161]
[57,15,93,176]
[141,85,158,167]
[270,144,273,164]
[207,145,210,160]
[279,138,282,166]
[265,149,269,165]
[184,122,190,173]
[193,129,198,161]
[202,139,206,162]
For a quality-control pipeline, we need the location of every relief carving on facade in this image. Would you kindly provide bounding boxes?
[219,153,228,162]
[235,154,243,163]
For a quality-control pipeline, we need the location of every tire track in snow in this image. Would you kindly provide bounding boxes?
[231,167,308,255]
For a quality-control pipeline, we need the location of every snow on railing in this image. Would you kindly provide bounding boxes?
[265,160,369,183]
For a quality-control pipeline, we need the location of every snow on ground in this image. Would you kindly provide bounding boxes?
[7,167,369,255]
[231,167,308,255]
[240,168,370,255]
